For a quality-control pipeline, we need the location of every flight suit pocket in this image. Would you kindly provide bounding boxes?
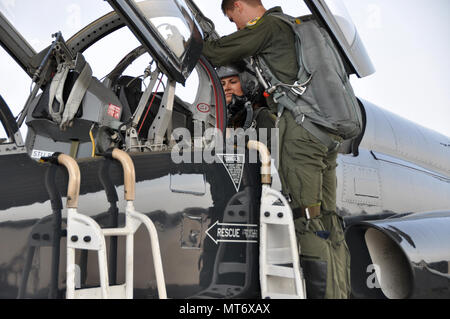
[321,211,346,245]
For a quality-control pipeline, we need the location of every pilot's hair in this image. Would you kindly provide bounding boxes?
[221,0,263,14]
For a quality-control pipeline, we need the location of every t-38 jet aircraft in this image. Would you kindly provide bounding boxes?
[0,0,449,299]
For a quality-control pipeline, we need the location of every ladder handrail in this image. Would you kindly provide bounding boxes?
[261,185,306,299]
[110,148,135,201]
[66,208,109,299]
[247,140,271,185]
[107,148,167,298]
[57,153,81,208]
[59,149,167,299]
[247,140,306,299]
[127,205,167,299]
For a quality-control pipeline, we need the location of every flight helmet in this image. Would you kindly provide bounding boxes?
[216,63,261,100]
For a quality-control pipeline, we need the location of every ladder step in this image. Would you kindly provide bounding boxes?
[262,218,291,226]
[259,186,307,299]
[73,284,127,299]
[262,292,302,299]
[218,262,246,275]
[267,247,293,264]
[265,265,295,279]
[102,228,132,237]
[195,284,244,299]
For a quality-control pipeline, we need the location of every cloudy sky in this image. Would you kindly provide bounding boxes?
[0,0,449,138]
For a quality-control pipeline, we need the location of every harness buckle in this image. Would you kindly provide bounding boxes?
[291,82,307,96]
[273,91,286,104]
[290,74,313,96]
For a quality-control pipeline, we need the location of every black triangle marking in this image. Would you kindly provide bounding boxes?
[216,153,245,192]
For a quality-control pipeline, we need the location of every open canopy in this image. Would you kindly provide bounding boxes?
[106,0,204,84]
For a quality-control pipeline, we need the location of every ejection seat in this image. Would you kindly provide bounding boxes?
[25,53,127,159]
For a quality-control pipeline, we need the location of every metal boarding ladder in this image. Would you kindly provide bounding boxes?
[247,141,306,299]
[57,150,167,299]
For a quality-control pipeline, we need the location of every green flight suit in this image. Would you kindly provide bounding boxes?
[203,7,351,299]
[278,111,351,299]
[203,7,298,85]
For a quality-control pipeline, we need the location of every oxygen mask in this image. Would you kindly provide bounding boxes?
[228,94,249,117]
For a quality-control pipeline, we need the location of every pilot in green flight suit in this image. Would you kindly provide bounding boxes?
[203,0,351,299]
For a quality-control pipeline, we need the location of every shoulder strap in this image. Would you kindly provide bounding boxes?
[264,12,307,82]
[48,54,92,130]
[266,11,297,25]
[48,63,70,124]
[252,107,265,121]
[60,61,92,130]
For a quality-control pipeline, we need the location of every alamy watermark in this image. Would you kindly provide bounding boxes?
[170,127,280,166]
[366,264,381,289]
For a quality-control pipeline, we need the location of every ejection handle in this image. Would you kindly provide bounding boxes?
[57,154,81,208]
[111,149,136,201]
[247,140,272,185]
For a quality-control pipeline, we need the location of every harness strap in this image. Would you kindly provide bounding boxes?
[250,107,264,129]
[48,63,70,124]
[242,101,254,130]
[275,91,339,152]
[48,56,92,130]
[60,62,92,130]
[252,107,264,121]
